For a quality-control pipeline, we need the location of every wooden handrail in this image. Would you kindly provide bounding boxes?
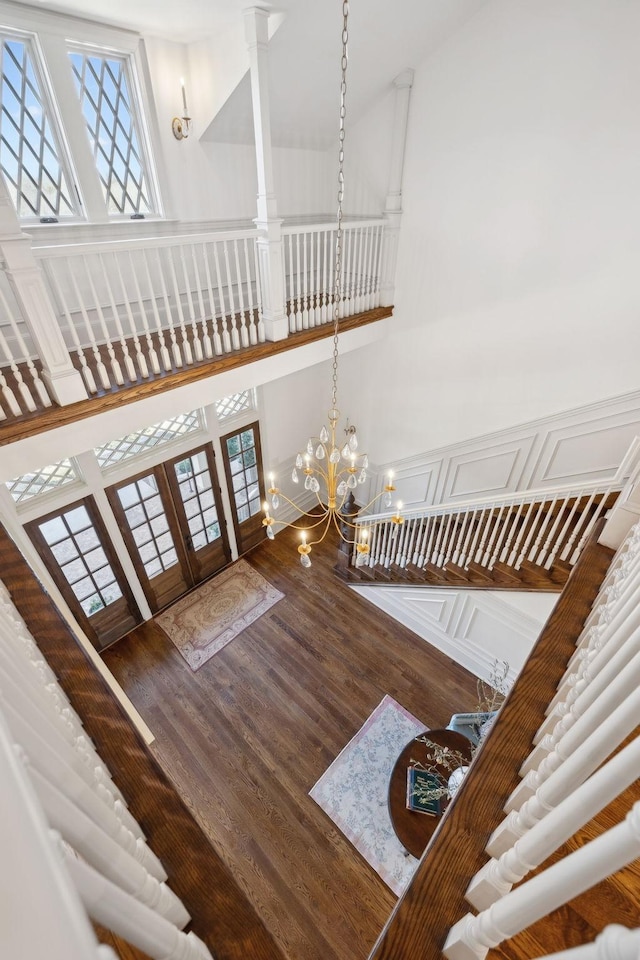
[368,521,614,960]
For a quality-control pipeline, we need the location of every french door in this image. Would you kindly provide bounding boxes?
[106,444,231,612]
[25,497,142,651]
[220,421,267,555]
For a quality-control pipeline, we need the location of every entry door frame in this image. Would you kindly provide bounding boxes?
[24,495,142,650]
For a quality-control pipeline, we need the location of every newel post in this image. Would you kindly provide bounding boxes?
[380,69,414,308]
[245,6,288,342]
[0,184,87,406]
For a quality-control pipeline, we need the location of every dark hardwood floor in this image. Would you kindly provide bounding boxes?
[103,528,480,960]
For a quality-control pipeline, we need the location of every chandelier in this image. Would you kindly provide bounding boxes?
[263,1,402,567]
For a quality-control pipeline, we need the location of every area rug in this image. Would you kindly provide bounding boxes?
[309,694,427,896]
[156,560,284,671]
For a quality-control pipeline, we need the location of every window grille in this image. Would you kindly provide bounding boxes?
[215,390,255,421]
[0,35,78,220]
[69,48,155,217]
[94,411,201,470]
[6,459,78,503]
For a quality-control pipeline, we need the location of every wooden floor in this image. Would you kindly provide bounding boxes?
[103,528,480,960]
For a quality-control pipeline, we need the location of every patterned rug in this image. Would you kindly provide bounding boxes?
[156,560,284,671]
[309,695,426,896]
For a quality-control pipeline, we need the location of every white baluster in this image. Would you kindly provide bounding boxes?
[372,223,383,307]
[141,251,172,370]
[252,237,265,341]
[210,241,230,353]
[81,255,124,385]
[536,617,640,744]
[242,238,258,344]
[54,835,213,960]
[64,260,112,389]
[540,925,640,960]
[466,506,490,568]
[112,254,149,378]
[30,766,188,926]
[301,231,309,328]
[201,242,222,356]
[467,735,640,908]
[489,687,640,854]
[2,698,165,879]
[312,228,320,325]
[233,239,250,346]
[98,255,136,382]
[522,641,640,776]
[537,494,572,566]
[45,262,98,392]
[443,803,640,960]
[0,284,50,408]
[223,239,240,349]
[192,245,213,358]
[179,245,203,361]
[0,324,24,414]
[166,249,192,364]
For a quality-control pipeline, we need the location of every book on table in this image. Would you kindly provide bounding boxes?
[406,767,444,816]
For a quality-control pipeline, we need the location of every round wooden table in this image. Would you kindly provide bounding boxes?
[388,728,473,858]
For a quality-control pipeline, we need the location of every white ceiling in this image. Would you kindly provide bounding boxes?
[20,0,488,148]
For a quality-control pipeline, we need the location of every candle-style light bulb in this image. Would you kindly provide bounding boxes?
[387,470,394,481]
[263,501,270,518]
[301,531,307,546]
[361,528,369,542]
[180,77,189,116]
[397,500,403,511]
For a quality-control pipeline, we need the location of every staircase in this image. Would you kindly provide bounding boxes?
[341,483,621,592]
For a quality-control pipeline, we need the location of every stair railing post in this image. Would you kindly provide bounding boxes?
[0,183,87,405]
[245,7,288,342]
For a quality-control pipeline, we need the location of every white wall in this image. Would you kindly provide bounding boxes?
[350,584,558,685]
[347,0,640,464]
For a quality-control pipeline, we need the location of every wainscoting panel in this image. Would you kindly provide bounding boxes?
[350,585,558,684]
[376,388,640,509]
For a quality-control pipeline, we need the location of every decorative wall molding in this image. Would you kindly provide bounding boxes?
[376,389,640,508]
[349,585,558,684]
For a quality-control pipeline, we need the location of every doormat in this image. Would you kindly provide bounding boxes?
[156,560,284,671]
[309,694,426,897]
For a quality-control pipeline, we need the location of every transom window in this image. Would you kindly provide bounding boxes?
[69,49,155,217]
[94,411,201,470]
[6,458,79,503]
[0,34,78,221]
[215,390,255,421]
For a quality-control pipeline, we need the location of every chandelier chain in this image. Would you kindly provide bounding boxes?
[331,0,349,414]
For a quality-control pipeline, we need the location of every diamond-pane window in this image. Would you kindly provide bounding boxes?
[215,390,255,421]
[69,49,155,217]
[95,411,201,470]
[6,459,78,503]
[0,36,78,220]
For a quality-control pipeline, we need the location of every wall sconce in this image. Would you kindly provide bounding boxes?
[172,78,191,140]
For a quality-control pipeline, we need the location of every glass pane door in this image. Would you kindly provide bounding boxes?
[107,468,191,613]
[165,445,231,582]
[220,421,266,554]
[25,497,141,650]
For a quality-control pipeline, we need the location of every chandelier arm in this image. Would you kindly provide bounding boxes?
[271,513,330,533]
[353,490,395,515]
[307,513,334,548]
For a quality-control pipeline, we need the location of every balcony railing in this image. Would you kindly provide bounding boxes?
[0,216,392,423]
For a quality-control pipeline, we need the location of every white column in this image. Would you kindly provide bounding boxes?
[0,182,87,405]
[245,6,288,341]
[379,69,413,307]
